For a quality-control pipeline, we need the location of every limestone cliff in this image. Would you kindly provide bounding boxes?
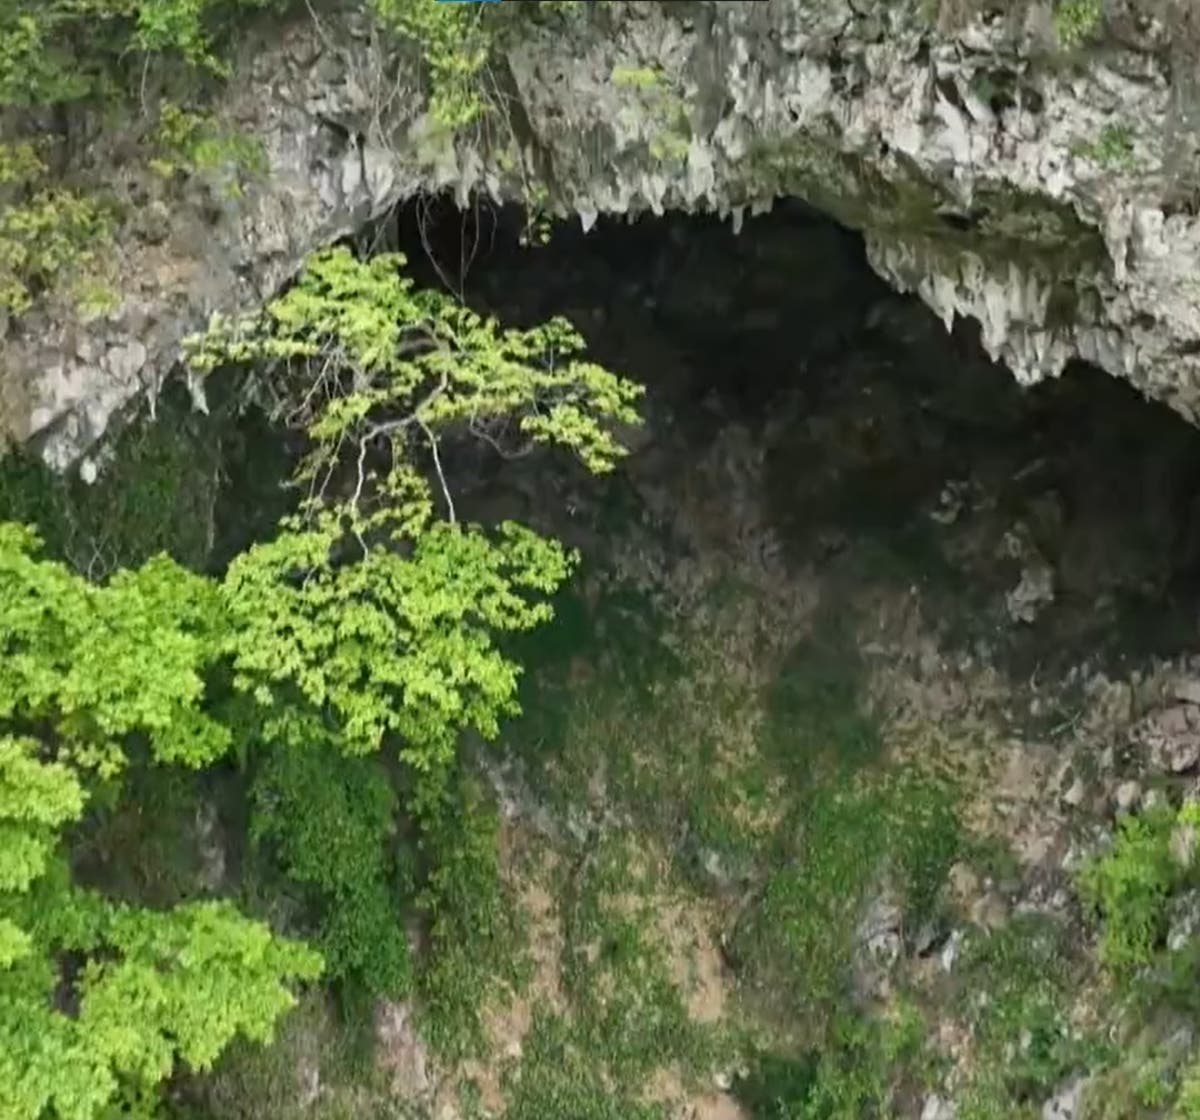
[6,0,1200,467]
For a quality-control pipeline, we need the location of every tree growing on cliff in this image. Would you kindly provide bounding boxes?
[0,244,641,1117]
[185,243,642,806]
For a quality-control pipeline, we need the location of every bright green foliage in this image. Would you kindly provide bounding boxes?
[0,887,320,1120]
[0,238,640,1116]
[184,247,642,480]
[0,525,321,1120]
[1178,1063,1200,1118]
[0,736,86,929]
[1078,800,1200,972]
[250,743,413,996]
[223,516,574,784]
[371,0,588,130]
[0,0,282,320]
[0,523,230,775]
[186,246,641,792]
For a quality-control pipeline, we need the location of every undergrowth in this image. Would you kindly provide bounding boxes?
[735,1002,930,1120]
[416,771,529,1060]
[0,388,224,576]
[1078,800,1200,975]
[737,770,962,1030]
[249,742,413,998]
[954,913,1105,1119]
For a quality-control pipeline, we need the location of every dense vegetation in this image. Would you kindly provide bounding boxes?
[7,2,1200,1118]
[0,241,641,1118]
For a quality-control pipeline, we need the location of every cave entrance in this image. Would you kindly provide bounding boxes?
[380,193,1200,683]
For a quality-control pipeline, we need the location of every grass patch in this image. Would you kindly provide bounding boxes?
[953,913,1106,1119]
[735,1001,931,1120]
[737,770,962,1028]
[416,772,530,1060]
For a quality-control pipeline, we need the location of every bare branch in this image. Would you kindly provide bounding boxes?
[469,416,536,461]
[419,418,456,524]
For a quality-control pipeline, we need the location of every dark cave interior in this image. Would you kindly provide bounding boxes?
[377,193,1200,681]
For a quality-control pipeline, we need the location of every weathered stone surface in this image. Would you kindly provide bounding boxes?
[1137,702,1200,773]
[9,1,1200,465]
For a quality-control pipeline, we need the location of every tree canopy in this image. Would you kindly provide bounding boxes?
[0,241,642,1118]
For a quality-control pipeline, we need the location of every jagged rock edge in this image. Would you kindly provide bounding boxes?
[8,0,1200,469]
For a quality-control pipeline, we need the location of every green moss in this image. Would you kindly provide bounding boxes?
[745,132,1106,330]
[1054,0,1104,48]
[1072,124,1138,170]
[762,630,882,783]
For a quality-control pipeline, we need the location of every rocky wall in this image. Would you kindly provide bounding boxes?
[6,0,1200,467]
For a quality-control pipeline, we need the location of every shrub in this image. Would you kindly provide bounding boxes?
[249,742,413,997]
[1077,802,1200,973]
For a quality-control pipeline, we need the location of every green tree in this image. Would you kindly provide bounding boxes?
[0,243,641,1115]
[186,244,642,807]
[0,524,321,1120]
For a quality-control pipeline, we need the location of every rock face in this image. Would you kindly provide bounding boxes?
[8,0,1200,465]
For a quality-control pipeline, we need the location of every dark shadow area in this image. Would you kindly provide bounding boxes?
[382,193,1200,680]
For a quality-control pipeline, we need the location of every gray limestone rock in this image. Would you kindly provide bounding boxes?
[10,2,1200,465]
